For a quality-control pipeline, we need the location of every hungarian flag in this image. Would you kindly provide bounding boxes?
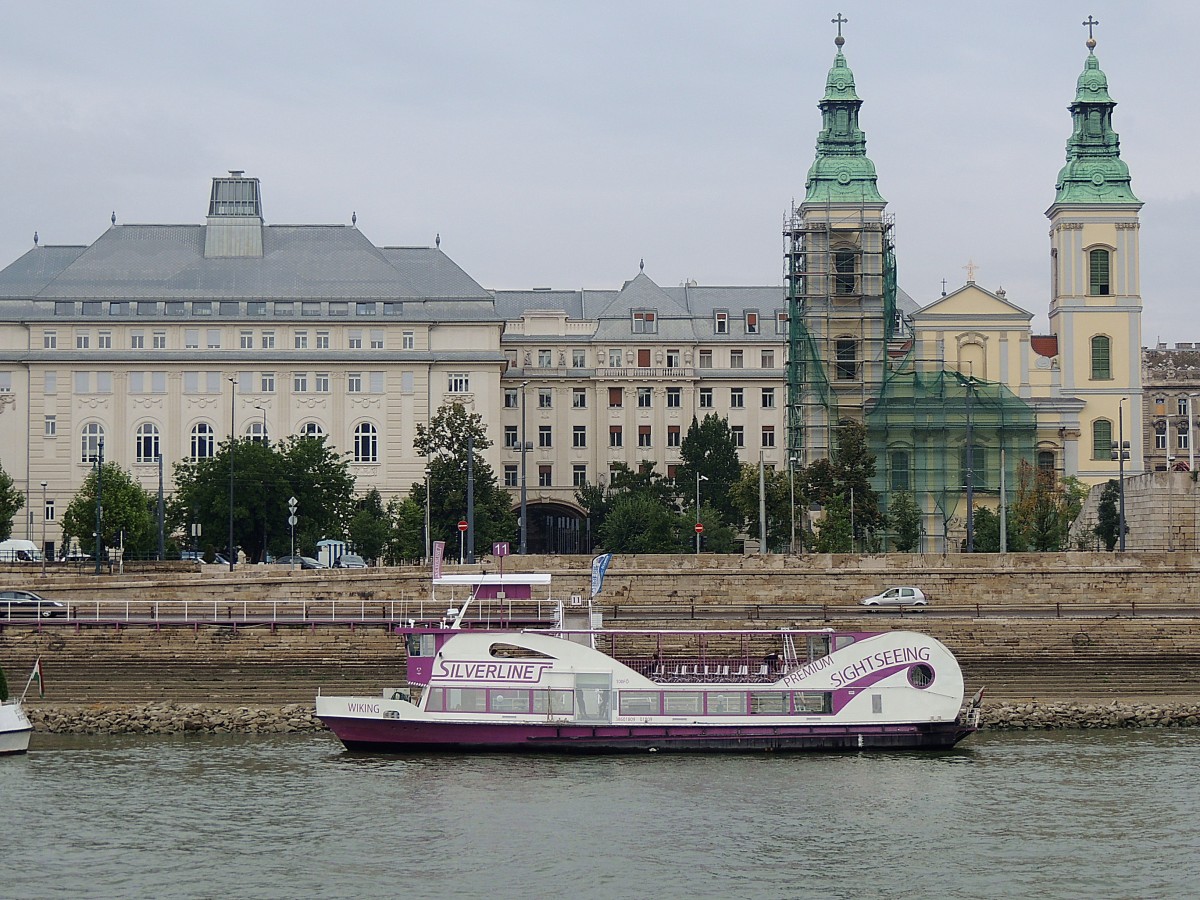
[26,657,45,699]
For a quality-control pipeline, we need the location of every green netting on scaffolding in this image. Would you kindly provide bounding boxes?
[786,314,839,459]
[882,232,897,343]
[866,363,1037,547]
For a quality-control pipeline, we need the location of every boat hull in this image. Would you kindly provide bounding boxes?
[0,702,32,755]
[319,716,975,754]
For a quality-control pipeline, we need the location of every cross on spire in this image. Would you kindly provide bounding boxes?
[832,12,847,47]
[1082,15,1099,51]
[964,259,978,282]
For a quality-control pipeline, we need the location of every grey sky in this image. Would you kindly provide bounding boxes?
[1,2,1194,341]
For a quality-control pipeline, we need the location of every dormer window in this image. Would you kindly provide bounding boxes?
[745,312,759,334]
[714,311,729,334]
[632,310,657,334]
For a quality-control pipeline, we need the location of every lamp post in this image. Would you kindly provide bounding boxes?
[1188,393,1197,474]
[39,481,47,575]
[156,453,165,561]
[287,496,298,568]
[695,472,708,554]
[788,456,797,555]
[519,380,529,554]
[1111,397,1129,552]
[228,376,236,572]
[255,405,267,444]
[964,376,975,553]
[94,438,104,576]
[423,463,431,561]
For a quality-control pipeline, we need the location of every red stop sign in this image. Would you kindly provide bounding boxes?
[457,520,468,532]
[694,523,704,534]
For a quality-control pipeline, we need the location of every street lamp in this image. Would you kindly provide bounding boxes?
[94,438,104,577]
[695,473,708,554]
[255,405,268,444]
[519,380,530,554]
[1111,397,1130,552]
[1188,393,1198,474]
[228,376,236,572]
[287,496,298,567]
[39,481,47,575]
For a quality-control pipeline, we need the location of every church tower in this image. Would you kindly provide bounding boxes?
[1047,20,1143,482]
[785,15,897,465]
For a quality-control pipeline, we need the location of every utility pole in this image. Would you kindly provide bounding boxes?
[94,439,104,576]
[157,453,165,561]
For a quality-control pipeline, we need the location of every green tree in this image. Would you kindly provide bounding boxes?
[886,489,923,552]
[0,463,24,541]
[812,492,852,553]
[386,496,426,563]
[413,403,516,555]
[598,494,683,553]
[1094,479,1121,551]
[349,489,391,562]
[967,505,1027,553]
[729,463,792,551]
[833,420,881,541]
[1012,462,1089,551]
[62,462,155,557]
[677,414,743,527]
[172,435,355,562]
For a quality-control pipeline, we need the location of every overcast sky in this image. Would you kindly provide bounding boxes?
[1,2,1194,342]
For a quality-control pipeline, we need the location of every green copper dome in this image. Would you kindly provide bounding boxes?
[804,47,884,205]
[1053,51,1139,204]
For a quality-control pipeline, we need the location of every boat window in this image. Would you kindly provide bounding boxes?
[406,634,436,657]
[663,692,702,715]
[488,689,532,713]
[533,689,574,716]
[489,642,555,659]
[807,635,831,660]
[425,687,446,711]
[618,691,660,716]
[750,692,787,715]
[833,636,857,651]
[793,692,832,714]
[908,664,935,689]
[444,688,487,713]
[706,692,748,715]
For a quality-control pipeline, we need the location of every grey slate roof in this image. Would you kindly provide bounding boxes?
[0,224,494,309]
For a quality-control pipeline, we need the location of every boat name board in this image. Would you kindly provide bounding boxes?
[432,660,556,683]
[781,646,931,689]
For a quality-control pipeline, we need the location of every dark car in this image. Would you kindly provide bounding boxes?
[0,590,68,618]
[278,555,326,570]
[334,554,367,569]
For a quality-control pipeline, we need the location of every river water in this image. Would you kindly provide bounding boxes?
[2,729,1198,899]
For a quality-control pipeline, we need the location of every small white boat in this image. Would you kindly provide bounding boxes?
[0,700,33,755]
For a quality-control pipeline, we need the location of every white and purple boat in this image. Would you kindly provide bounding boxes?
[317,596,982,753]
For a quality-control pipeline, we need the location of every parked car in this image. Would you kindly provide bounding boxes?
[0,590,68,617]
[858,587,928,608]
[334,554,367,569]
[278,555,326,569]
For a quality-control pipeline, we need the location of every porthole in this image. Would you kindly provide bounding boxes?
[908,664,935,689]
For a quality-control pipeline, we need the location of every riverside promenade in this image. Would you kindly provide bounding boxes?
[3,552,1200,729]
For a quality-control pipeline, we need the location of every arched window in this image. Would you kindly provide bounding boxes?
[136,423,160,463]
[1089,248,1111,296]
[246,421,268,444]
[1092,419,1113,461]
[354,422,378,463]
[1037,450,1056,473]
[1090,335,1111,380]
[81,423,105,463]
[298,422,325,438]
[835,338,858,380]
[191,423,215,459]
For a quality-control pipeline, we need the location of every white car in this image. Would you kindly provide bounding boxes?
[859,587,927,608]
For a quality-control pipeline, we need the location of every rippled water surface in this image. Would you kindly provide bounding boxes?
[3,729,1199,899]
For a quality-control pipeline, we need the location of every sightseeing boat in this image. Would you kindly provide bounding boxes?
[317,584,982,753]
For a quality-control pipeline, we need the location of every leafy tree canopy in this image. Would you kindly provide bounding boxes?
[62,462,156,556]
[729,463,793,552]
[0,463,24,541]
[677,414,742,527]
[886,489,923,552]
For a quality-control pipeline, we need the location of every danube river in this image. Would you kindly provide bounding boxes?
[3,730,1199,899]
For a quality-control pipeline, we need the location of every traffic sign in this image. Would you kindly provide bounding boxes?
[695,523,704,534]
[458,520,468,532]
[287,515,297,527]
[492,541,510,557]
